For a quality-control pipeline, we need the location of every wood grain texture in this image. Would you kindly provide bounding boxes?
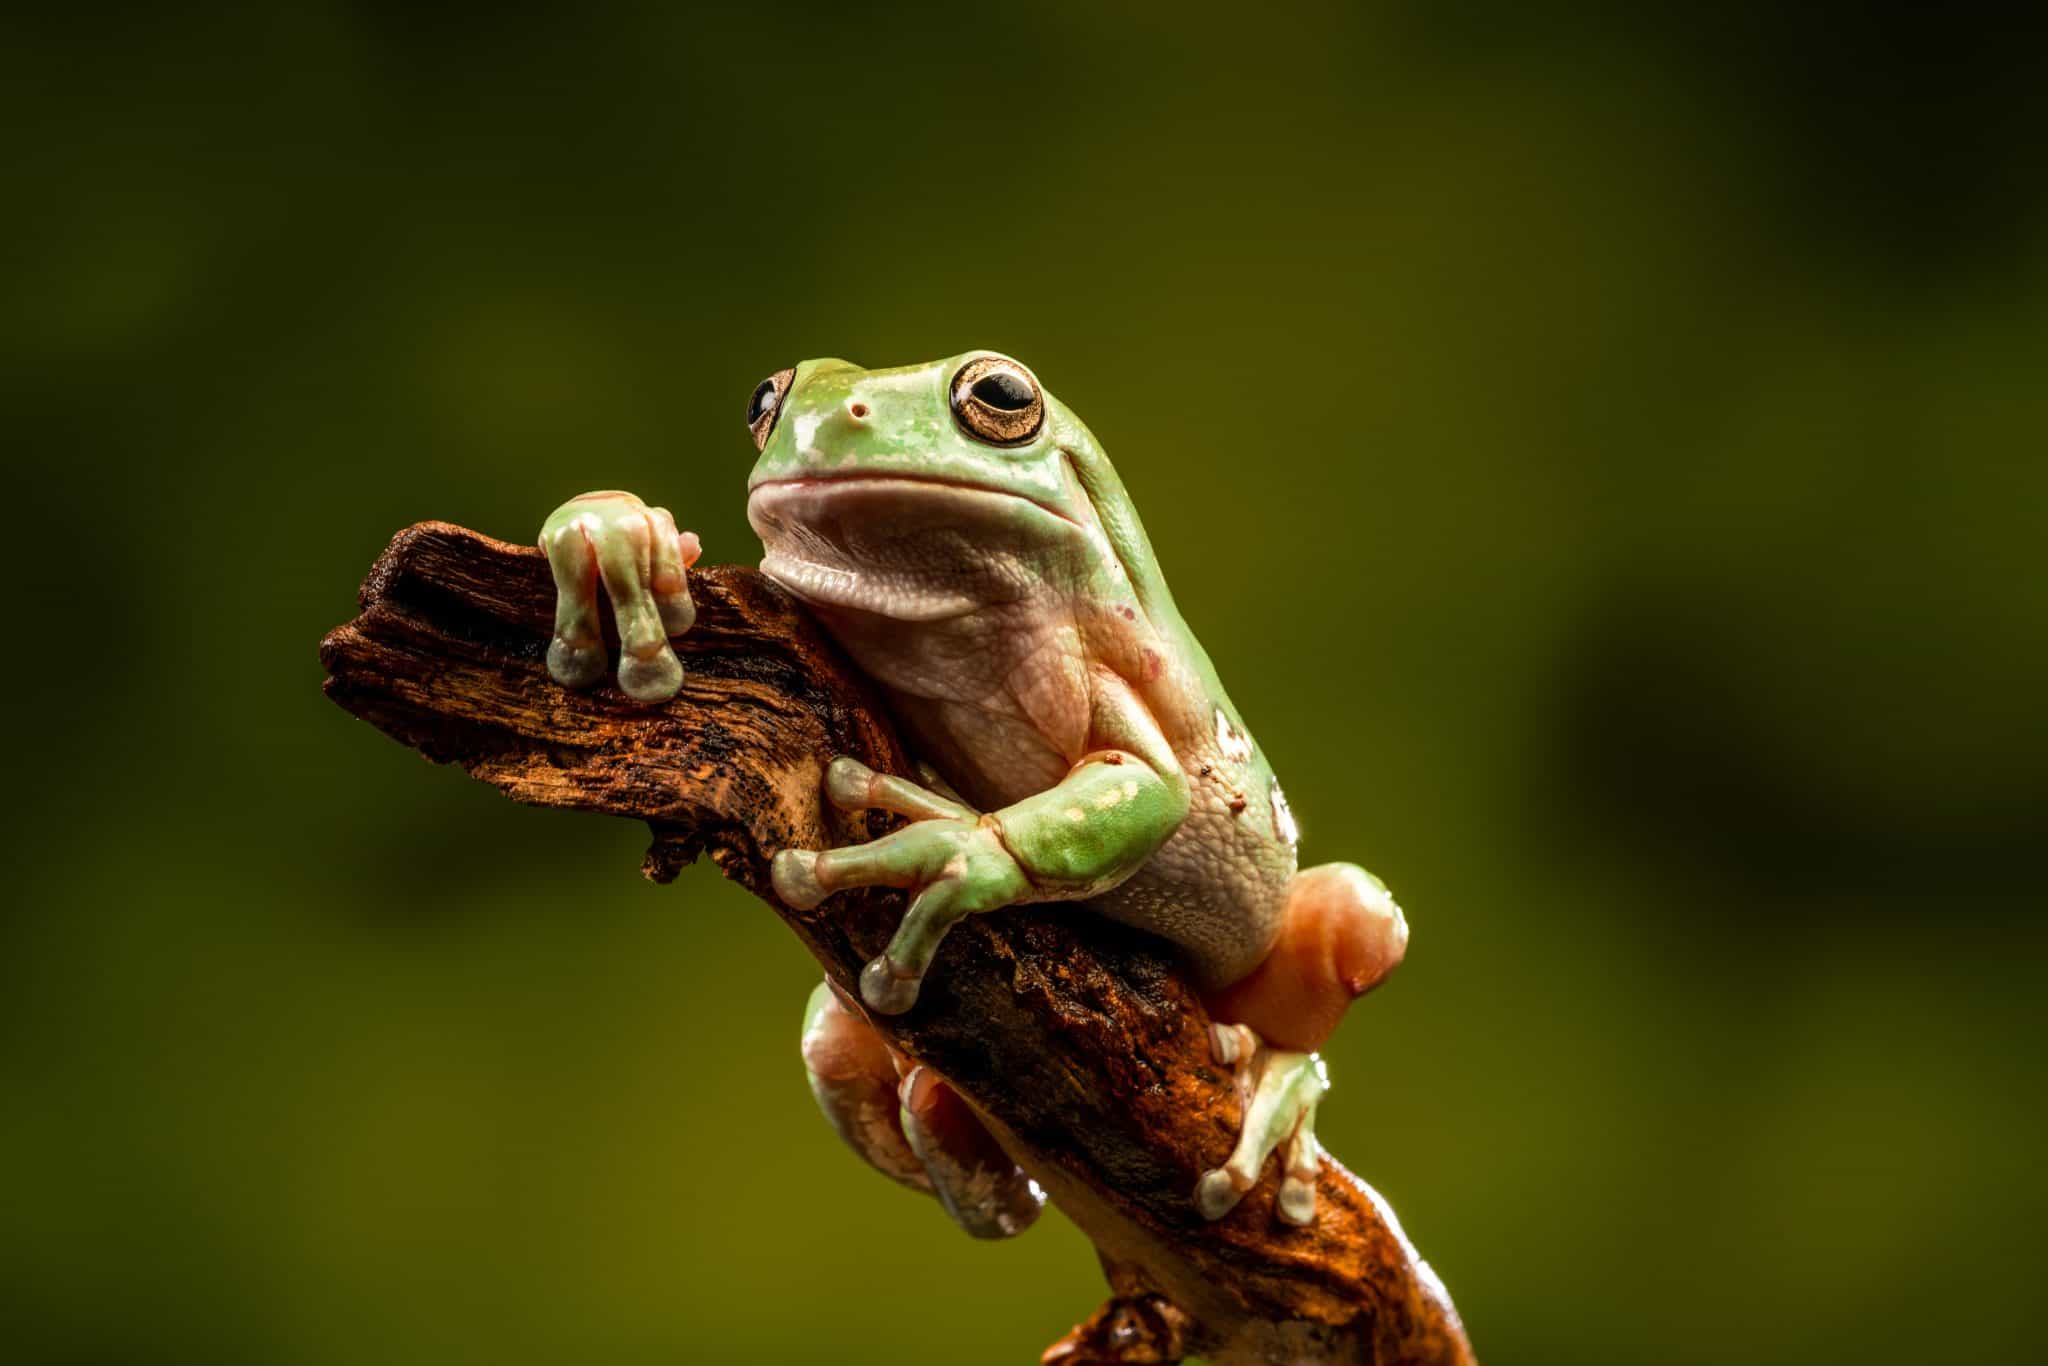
[320,521,1475,1366]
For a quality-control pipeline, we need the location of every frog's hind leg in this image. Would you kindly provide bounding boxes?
[1203,862,1408,1054]
[1194,863,1407,1226]
[800,980,1044,1239]
[1194,1022,1329,1226]
[899,1062,1046,1239]
[800,980,930,1193]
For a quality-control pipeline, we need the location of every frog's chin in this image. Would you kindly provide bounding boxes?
[747,475,1086,624]
[757,551,982,623]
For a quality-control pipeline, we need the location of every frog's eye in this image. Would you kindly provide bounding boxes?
[949,356,1044,446]
[746,367,796,452]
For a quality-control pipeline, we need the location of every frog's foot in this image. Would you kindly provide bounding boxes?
[539,491,700,703]
[899,1063,1045,1239]
[800,981,931,1193]
[1193,1022,1329,1227]
[800,981,1043,1239]
[772,757,1028,1016]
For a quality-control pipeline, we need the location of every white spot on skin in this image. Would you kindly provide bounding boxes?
[1272,784,1299,845]
[1064,806,1086,822]
[793,408,825,457]
[1215,709,1253,764]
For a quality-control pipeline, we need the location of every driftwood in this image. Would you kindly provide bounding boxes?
[319,521,1475,1366]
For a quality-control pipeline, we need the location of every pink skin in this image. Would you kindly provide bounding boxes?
[803,985,1043,1238]
[811,864,1405,1233]
[800,985,930,1193]
[1202,863,1409,1054]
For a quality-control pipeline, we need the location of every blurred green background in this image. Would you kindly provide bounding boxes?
[6,4,2044,1363]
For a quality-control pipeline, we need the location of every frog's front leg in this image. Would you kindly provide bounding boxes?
[771,759,1026,1012]
[539,490,700,703]
[774,704,1189,1015]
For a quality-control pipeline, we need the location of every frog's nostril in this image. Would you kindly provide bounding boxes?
[848,402,870,420]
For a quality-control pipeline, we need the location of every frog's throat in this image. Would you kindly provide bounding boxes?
[748,476,1089,624]
[757,551,984,623]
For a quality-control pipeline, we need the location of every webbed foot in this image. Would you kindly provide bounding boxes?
[800,981,1043,1239]
[1194,1022,1328,1226]
[772,757,1029,1015]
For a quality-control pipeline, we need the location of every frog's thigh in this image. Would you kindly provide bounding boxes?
[800,981,928,1191]
[1204,861,1409,1054]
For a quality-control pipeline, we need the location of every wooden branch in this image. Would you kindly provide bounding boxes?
[319,522,1475,1366]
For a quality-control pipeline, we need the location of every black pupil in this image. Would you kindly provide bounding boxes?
[971,371,1034,411]
[748,379,779,425]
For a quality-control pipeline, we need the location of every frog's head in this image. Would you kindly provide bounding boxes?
[743,352,1110,621]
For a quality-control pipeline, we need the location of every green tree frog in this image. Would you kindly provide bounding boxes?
[537,353,1409,1232]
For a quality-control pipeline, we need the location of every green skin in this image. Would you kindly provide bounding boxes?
[540,352,1349,1226]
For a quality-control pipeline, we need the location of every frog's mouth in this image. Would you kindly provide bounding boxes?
[747,474,1089,622]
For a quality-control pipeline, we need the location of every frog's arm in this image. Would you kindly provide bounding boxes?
[773,677,1190,1014]
[1001,670,1191,893]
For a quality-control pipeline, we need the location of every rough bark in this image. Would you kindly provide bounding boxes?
[319,521,1475,1366]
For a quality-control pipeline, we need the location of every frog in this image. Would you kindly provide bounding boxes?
[536,351,1409,1231]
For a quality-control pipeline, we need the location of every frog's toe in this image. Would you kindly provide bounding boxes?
[1278,1171,1317,1226]
[1194,1166,1253,1220]
[1277,1108,1325,1227]
[616,643,683,703]
[900,1065,1044,1239]
[823,756,875,809]
[772,848,829,911]
[546,635,608,690]
[645,507,699,636]
[824,755,976,822]
[860,952,922,1015]
[913,761,969,807]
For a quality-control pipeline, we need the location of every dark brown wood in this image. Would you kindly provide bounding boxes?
[320,521,1475,1366]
